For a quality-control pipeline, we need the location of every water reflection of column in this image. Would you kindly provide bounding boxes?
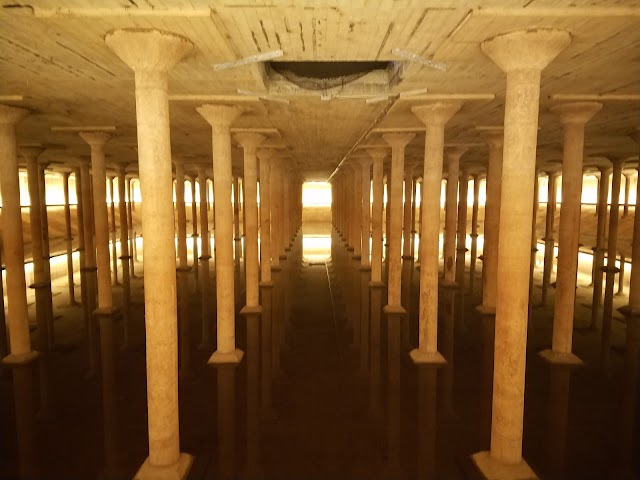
[544,364,572,480]
[478,314,495,449]
[62,171,78,306]
[617,313,639,471]
[591,167,610,328]
[440,289,455,416]
[216,365,237,480]
[417,366,438,480]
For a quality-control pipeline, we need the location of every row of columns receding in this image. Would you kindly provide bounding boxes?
[330,28,639,479]
[0,28,305,480]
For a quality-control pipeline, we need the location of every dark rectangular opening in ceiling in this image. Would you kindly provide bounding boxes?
[268,61,392,91]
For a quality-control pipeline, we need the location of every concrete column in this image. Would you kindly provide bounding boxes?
[80,160,98,376]
[22,147,52,352]
[74,166,89,337]
[61,171,77,306]
[410,102,461,365]
[602,159,624,370]
[541,102,602,365]
[258,150,273,285]
[469,174,480,295]
[359,157,372,375]
[234,176,241,241]
[628,140,640,313]
[402,165,414,259]
[108,176,119,286]
[105,28,193,478]
[472,28,571,478]
[0,105,33,360]
[540,172,557,306]
[127,178,137,276]
[382,133,415,311]
[197,104,245,365]
[236,133,265,309]
[529,170,540,315]
[116,166,131,348]
[591,167,610,328]
[198,167,209,257]
[190,175,199,290]
[477,128,504,315]
[456,166,469,287]
[79,132,113,310]
[623,173,631,217]
[443,148,466,286]
[271,158,283,268]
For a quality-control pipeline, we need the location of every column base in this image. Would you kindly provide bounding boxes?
[369,281,385,289]
[537,349,584,366]
[271,265,282,272]
[401,254,413,260]
[441,280,458,289]
[471,452,538,480]
[383,305,407,316]
[475,305,496,316]
[259,280,274,288]
[409,349,447,366]
[239,305,262,316]
[134,453,193,480]
[208,348,245,365]
[2,351,40,366]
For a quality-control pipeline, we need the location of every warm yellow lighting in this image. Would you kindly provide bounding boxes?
[303,181,332,207]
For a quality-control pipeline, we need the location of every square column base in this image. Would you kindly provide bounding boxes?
[135,452,193,480]
[208,348,244,365]
[409,349,447,366]
[538,349,583,366]
[471,452,538,480]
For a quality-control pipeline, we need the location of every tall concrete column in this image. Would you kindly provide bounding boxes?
[359,157,372,376]
[402,165,414,259]
[105,28,194,478]
[271,158,283,268]
[410,102,460,365]
[174,160,193,380]
[469,174,480,295]
[75,166,89,336]
[368,148,386,416]
[628,135,640,313]
[80,160,98,376]
[233,176,241,241]
[236,133,265,309]
[189,175,199,290]
[198,167,209,257]
[541,102,602,365]
[443,148,466,286]
[127,177,137,276]
[591,167,610,328]
[108,176,119,286]
[62,171,77,306]
[472,29,571,478]
[456,166,470,287]
[197,104,245,365]
[79,132,113,310]
[116,166,132,349]
[477,128,503,315]
[197,166,213,351]
[259,150,273,285]
[382,133,415,311]
[540,172,558,307]
[623,173,631,217]
[0,105,33,360]
[602,159,624,369]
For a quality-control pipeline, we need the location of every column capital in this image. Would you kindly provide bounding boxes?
[367,147,387,162]
[550,101,602,125]
[411,101,462,127]
[0,104,29,125]
[79,131,111,148]
[197,104,245,133]
[19,145,45,161]
[105,28,193,73]
[477,126,504,150]
[481,29,571,73]
[357,157,372,168]
[446,146,468,162]
[382,132,415,149]
[235,132,265,150]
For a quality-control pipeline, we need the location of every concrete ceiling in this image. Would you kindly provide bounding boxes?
[0,1,638,181]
